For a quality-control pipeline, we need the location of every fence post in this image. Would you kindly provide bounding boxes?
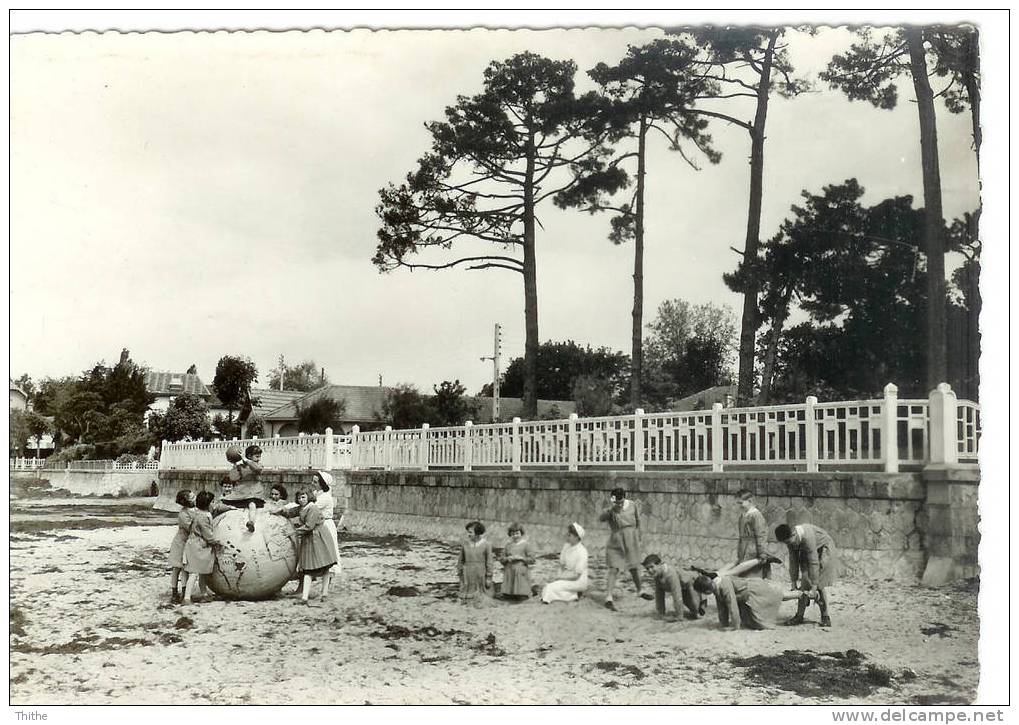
[464,421,474,472]
[324,427,334,471]
[350,425,360,470]
[882,383,899,473]
[511,417,521,472]
[634,408,645,473]
[711,403,724,472]
[419,423,429,471]
[384,426,393,471]
[805,395,819,473]
[568,413,579,472]
[928,382,959,466]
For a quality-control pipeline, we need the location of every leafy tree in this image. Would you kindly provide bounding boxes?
[381,384,438,429]
[211,414,242,439]
[571,374,618,417]
[754,183,979,401]
[213,356,259,422]
[667,25,808,404]
[820,25,980,391]
[245,415,265,438]
[32,376,78,418]
[498,341,630,402]
[268,360,329,392]
[432,380,478,427]
[150,393,213,443]
[565,39,720,408]
[296,397,347,434]
[374,52,624,418]
[642,300,738,407]
[11,374,35,403]
[9,410,30,457]
[24,411,52,457]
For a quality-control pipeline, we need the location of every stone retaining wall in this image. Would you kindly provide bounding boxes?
[156,468,979,584]
[346,471,928,582]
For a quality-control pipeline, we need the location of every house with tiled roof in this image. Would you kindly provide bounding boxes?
[261,385,391,437]
[144,370,212,419]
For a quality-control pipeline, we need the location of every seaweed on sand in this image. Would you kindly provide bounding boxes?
[729,649,894,699]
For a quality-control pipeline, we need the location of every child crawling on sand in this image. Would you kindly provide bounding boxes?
[168,489,196,603]
[458,521,494,606]
[642,554,706,621]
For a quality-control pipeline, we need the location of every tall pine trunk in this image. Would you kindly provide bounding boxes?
[630,115,648,409]
[758,288,792,404]
[736,31,777,405]
[906,28,948,391]
[522,135,539,419]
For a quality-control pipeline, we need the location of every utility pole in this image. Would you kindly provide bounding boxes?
[480,323,502,422]
[278,355,285,391]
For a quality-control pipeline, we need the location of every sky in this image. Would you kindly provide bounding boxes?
[9,13,985,396]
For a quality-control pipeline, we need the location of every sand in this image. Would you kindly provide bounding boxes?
[9,498,978,705]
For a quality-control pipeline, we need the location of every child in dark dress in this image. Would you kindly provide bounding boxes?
[458,521,494,606]
[499,523,536,600]
[168,489,195,603]
[274,489,336,604]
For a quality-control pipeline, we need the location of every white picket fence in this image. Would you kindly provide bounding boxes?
[155,383,979,474]
[159,431,352,471]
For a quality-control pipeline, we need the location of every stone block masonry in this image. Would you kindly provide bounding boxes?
[156,468,978,584]
[345,471,931,582]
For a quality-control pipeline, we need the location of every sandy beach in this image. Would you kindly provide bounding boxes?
[9,497,978,705]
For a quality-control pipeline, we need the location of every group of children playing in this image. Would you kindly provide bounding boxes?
[168,452,837,629]
[455,487,839,630]
[167,444,345,605]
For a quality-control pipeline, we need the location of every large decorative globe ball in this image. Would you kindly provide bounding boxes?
[207,509,298,599]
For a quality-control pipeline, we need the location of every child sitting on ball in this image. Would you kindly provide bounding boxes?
[223,444,265,532]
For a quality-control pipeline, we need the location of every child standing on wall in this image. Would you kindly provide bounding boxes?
[458,521,494,606]
[182,491,221,604]
[223,444,265,532]
[499,523,536,600]
[168,489,195,603]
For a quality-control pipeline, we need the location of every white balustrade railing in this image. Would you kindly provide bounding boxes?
[346,383,979,474]
[10,458,159,472]
[10,457,46,470]
[160,429,352,471]
[153,385,980,474]
[956,400,980,463]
